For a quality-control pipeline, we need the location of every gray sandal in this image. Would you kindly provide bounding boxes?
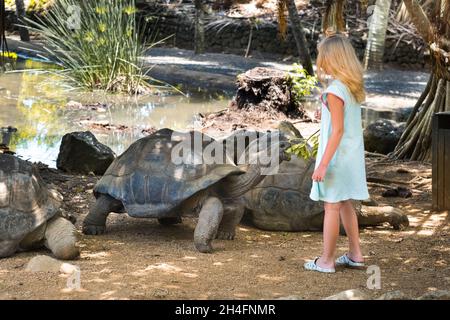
[335,254,365,268]
[304,257,336,273]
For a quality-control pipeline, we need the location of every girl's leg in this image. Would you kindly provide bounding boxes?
[316,202,341,269]
[340,200,364,262]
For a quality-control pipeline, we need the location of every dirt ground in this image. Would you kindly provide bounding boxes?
[0,122,449,300]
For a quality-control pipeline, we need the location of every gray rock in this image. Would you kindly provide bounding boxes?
[1,126,17,146]
[417,290,450,300]
[324,289,369,300]
[364,119,406,155]
[377,290,409,300]
[25,255,78,274]
[57,131,115,175]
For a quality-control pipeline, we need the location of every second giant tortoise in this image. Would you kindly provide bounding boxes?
[222,122,409,231]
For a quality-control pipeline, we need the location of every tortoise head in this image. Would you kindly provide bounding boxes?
[278,121,303,140]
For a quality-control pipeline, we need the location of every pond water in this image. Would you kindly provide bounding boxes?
[1,60,411,168]
[0,60,229,167]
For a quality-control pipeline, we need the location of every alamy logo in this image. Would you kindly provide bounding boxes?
[66,266,81,290]
[170,131,283,175]
[366,265,381,290]
[366,5,376,26]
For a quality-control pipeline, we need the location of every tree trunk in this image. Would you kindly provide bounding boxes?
[322,0,346,33]
[402,0,432,42]
[1,0,8,52]
[285,0,314,76]
[396,0,433,24]
[391,0,450,161]
[15,0,30,42]
[194,0,205,54]
[364,0,392,70]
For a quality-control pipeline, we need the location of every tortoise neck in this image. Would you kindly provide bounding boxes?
[220,164,265,199]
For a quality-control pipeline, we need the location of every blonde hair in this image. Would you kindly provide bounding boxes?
[317,32,366,103]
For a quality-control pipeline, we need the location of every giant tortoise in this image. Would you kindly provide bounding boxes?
[0,154,79,259]
[82,128,290,253]
[222,122,409,231]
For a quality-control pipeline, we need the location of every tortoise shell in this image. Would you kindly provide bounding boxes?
[0,154,61,241]
[94,128,243,218]
[241,130,324,231]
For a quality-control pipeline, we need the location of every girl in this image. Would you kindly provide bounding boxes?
[304,31,370,273]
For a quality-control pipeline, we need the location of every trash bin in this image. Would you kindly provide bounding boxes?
[432,112,450,211]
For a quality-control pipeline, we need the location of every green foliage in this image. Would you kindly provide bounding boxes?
[5,0,52,12]
[24,0,156,94]
[286,129,320,161]
[288,63,318,103]
[27,0,53,12]
[0,52,17,72]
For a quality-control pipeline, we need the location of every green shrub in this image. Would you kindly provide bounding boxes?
[286,129,319,161]
[288,63,318,104]
[284,64,319,160]
[5,0,53,12]
[25,0,155,94]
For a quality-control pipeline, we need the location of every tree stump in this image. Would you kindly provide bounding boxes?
[232,67,305,118]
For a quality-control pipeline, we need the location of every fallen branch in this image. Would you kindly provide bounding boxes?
[365,151,388,158]
[367,182,424,194]
[367,176,410,185]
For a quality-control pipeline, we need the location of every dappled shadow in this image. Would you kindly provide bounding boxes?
[144,47,292,78]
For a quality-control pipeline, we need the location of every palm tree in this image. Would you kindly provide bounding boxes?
[322,0,346,33]
[396,0,434,23]
[363,0,392,70]
[277,0,314,75]
[391,0,450,161]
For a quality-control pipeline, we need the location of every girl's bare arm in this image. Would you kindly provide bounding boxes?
[320,94,344,166]
[312,94,344,182]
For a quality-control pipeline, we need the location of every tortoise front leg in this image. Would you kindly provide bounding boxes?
[45,216,80,260]
[83,194,122,235]
[0,240,20,258]
[194,197,223,253]
[216,202,245,240]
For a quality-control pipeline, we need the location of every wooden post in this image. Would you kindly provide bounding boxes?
[432,112,450,211]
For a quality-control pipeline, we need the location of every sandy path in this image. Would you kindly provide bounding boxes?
[0,149,448,300]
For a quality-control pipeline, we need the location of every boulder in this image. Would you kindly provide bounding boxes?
[324,289,368,300]
[417,290,450,300]
[364,119,406,155]
[57,131,115,175]
[377,290,409,300]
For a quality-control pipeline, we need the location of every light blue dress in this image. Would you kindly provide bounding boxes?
[310,79,370,203]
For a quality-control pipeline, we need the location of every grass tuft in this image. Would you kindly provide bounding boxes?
[25,0,158,94]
